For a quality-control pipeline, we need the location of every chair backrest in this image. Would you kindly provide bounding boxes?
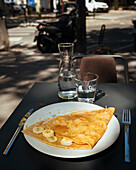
[80,56,117,83]
[72,55,129,83]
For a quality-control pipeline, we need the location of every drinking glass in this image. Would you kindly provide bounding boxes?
[75,72,99,103]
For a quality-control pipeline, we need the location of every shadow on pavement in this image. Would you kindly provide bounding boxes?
[87,27,134,53]
[1,10,136,128]
[0,44,60,105]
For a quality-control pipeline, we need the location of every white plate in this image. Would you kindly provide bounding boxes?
[23,102,120,158]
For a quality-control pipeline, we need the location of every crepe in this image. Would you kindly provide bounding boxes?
[22,107,115,150]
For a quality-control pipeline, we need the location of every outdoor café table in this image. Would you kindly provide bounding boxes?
[0,82,136,170]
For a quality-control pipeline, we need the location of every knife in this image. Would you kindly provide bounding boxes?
[3,108,33,155]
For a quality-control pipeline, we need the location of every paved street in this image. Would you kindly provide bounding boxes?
[86,10,136,52]
[7,10,136,52]
[8,27,35,46]
[0,9,136,128]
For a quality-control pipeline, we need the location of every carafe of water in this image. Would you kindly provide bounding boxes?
[58,43,77,99]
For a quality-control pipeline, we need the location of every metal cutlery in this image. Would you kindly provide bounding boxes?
[3,108,33,155]
[122,109,131,163]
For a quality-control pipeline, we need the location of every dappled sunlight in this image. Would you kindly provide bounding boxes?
[0,45,61,127]
[34,68,58,82]
[26,51,36,55]
[127,59,136,82]
[116,65,124,71]
[0,45,60,98]
[87,27,134,53]
[117,74,125,83]
[128,60,136,67]
[16,80,32,87]
[1,9,136,129]
[0,76,13,84]
[28,55,46,60]
[0,91,22,128]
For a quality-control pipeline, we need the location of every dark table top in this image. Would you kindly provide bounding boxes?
[0,82,136,170]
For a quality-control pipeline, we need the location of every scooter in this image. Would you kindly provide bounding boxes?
[132,19,136,52]
[34,9,77,53]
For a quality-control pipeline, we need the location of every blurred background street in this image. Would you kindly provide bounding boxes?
[0,6,136,128]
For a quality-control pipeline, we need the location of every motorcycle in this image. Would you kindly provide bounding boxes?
[34,9,77,53]
[132,19,136,52]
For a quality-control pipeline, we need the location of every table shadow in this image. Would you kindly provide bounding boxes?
[95,89,105,101]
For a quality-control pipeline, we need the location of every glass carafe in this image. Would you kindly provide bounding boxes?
[58,43,77,99]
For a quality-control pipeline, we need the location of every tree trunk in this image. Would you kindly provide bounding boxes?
[0,0,9,50]
[114,0,119,10]
[50,0,54,12]
[75,0,86,54]
[0,0,5,17]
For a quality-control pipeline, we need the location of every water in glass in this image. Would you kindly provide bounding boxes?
[75,72,98,103]
[76,84,96,103]
[58,71,77,99]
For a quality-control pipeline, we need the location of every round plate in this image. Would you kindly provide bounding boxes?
[23,102,120,158]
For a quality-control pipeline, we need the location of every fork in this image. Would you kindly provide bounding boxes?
[122,109,131,163]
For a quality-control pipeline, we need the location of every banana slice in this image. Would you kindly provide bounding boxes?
[46,136,57,142]
[42,129,54,138]
[61,137,73,146]
[33,126,44,134]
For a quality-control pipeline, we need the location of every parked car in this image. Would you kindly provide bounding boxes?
[86,0,109,13]
[6,2,24,15]
[6,2,22,11]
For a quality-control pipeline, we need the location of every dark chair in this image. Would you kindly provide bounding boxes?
[72,54,129,83]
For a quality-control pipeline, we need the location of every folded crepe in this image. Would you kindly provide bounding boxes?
[22,107,115,150]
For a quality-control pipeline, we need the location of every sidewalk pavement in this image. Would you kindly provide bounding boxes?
[0,48,60,128]
[0,12,67,128]
[5,11,69,28]
[0,10,136,129]
[1,46,136,129]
